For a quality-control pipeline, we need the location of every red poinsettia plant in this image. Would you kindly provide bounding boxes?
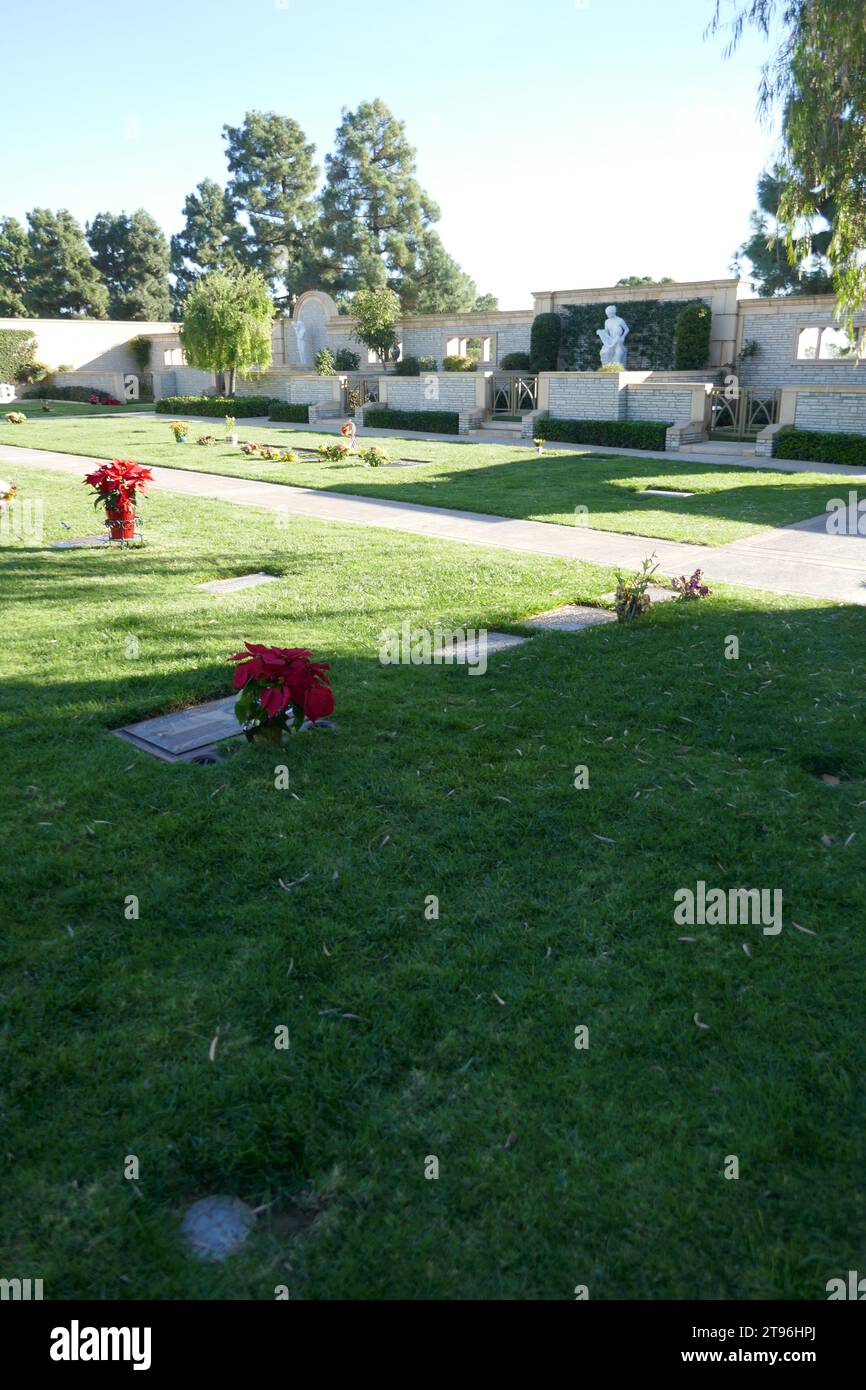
[83,458,154,540]
[229,643,334,741]
[83,458,154,509]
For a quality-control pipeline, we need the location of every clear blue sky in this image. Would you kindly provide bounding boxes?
[4,0,780,307]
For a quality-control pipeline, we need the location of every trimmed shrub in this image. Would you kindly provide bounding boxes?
[540,417,671,451]
[363,407,460,435]
[499,351,532,371]
[442,355,474,372]
[674,302,712,370]
[0,329,37,383]
[394,355,438,376]
[530,313,562,372]
[773,427,866,467]
[268,402,311,423]
[334,349,360,371]
[315,348,336,376]
[23,385,119,404]
[155,395,275,417]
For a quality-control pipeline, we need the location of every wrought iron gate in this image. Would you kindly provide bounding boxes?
[709,387,780,438]
[491,374,537,417]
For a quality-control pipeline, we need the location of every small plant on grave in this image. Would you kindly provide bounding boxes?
[240,441,260,456]
[613,554,659,623]
[168,419,189,442]
[5,412,25,424]
[0,478,17,511]
[83,458,153,541]
[317,440,353,462]
[358,444,388,467]
[533,436,545,454]
[229,643,335,745]
[197,434,217,446]
[671,568,711,601]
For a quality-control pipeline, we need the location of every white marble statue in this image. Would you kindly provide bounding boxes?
[293,319,308,366]
[597,305,629,367]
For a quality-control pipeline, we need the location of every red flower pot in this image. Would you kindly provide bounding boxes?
[106,500,136,540]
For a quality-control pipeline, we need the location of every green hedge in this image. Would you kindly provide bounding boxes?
[23,385,124,404]
[774,427,866,467]
[539,417,671,451]
[530,313,561,372]
[155,395,275,417]
[674,302,712,370]
[559,298,708,371]
[364,407,460,435]
[0,329,37,384]
[393,355,437,376]
[268,402,311,423]
[499,351,532,371]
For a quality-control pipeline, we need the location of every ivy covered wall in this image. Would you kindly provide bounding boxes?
[557,298,710,371]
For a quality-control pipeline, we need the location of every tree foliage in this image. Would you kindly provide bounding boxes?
[170,180,246,314]
[180,270,273,395]
[24,209,109,318]
[88,210,171,319]
[734,169,834,295]
[318,100,438,299]
[616,275,675,286]
[712,0,866,319]
[0,217,29,316]
[351,285,401,362]
[223,110,318,295]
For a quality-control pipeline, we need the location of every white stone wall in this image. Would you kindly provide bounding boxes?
[0,316,177,372]
[235,374,282,399]
[793,391,866,434]
[626,387,694,422]
[287,376,341,406]
[385,374,478,412]
[739,306,866,391]
[547,374,624,420]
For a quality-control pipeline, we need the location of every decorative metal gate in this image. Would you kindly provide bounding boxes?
[491,374,537,417]
[709,387,780,438]
[342,375,380,412]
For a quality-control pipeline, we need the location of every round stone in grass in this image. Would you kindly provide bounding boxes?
[181,1196,256,1261]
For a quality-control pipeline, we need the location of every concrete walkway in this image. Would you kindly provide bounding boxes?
[5,442,866,607]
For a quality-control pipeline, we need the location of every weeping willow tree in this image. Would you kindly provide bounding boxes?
[180,269,273,396]
[711,0,866,323]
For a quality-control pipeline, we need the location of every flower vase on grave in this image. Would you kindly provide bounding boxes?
[105,500,136,541]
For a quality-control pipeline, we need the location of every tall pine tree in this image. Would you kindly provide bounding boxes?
[734,170,834,296]
[170,179,246,315]
[318,99,439,297]
[223,111,318,295]
[0,216,30,316]
[88,210,171,319]
[25,209,109,318]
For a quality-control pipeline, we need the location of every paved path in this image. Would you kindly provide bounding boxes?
[4,443,866,606]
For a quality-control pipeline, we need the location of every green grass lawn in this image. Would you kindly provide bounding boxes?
[0,414,846,545]
[2,464,865,1300]
[7,399,155,418]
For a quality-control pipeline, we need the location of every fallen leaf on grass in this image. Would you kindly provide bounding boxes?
[693,1013,710,1030]
[503,1131,518,1150]
[792,922,817,936]
[278,873,310,892]
[492,991,506,1006]
[208,1031,219,1062]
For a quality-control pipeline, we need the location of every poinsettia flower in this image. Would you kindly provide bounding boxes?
[303,684,334,721]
